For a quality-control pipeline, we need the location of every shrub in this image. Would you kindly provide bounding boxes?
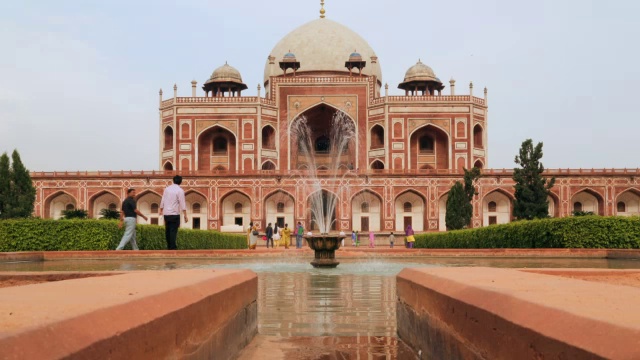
[62,209,89,219]
[0,219,246,251]
[99,208,120,220]
[414,216,640,249]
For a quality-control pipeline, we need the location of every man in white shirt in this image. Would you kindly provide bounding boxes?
[159,175,188,250]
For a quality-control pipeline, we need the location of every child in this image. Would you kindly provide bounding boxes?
[355,231,360,247]
[351,230,356,246]
[389,232,395,248]
[369,231,375,248]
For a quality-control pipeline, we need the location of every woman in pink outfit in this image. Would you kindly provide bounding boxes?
[369,231,375,248]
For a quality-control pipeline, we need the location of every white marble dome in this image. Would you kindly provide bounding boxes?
[264,18,382,84]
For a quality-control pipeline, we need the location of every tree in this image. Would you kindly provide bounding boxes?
[99,208,120,220]
[0,153,10,218]
[6,150,36,218]
[512,139,556,220]
[445,182,468,230]
[446,167,482,230]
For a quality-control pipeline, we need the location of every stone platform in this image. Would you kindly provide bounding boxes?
[397,267,640,359]
[0,269,257,360]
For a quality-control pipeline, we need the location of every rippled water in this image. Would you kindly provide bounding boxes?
[2,257,639,339]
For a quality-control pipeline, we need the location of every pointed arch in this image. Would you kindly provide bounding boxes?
[264,190,296,229]
[306,189,340,232]
[196,124,238,172]
[163,161,174,171]
[614,188,640,216]
[473,159,484,169]
[352,189,383,232]
[370,160,385,170]
[88,190,121,219]
[261,124,277,150]
[261,160,276,171]
[220,190,252,228]
[163,126,174,150]
[408,123,450,170]
[438,192,449,231]
[571,188,604,215]
[44,191,78,219]
[370,124,385,149]
[395,189,426,232]
[288,103,358,171]
[185,190,208,229]
[483,188,513,226]
[473,124,484,149]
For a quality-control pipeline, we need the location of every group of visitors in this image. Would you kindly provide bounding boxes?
[116,175,187,251]
[347,225,415,248]
[248,221,305,250]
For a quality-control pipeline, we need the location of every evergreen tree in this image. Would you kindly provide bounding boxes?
[6,150,36,218]
[446,167,482,230]
[513,139,556,220]
[0,153,10,219]
[445,182,468,230]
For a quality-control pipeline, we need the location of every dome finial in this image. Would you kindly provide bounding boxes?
[320,0,326,18]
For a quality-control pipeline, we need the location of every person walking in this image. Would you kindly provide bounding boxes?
[281,223,291,249]
[266,223,274,248]
[159,175,188,250]
[296,222,304,249]
[351,230,356,247]
[248,222,259,250]
[273,222,281,248]
[389,232,395,248]
[355,231,360,247]
[116,188,148,250]
[405,225,415,249]
[369,231,375,248]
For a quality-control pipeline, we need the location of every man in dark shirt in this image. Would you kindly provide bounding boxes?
[265,223,274,248]
[116,188,148,250]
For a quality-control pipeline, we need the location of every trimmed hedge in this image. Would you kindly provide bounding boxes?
[415,216,640,249]
[0,219,246,251]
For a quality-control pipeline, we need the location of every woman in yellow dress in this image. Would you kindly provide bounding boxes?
[280,223,291,249]
[248,222,258,250]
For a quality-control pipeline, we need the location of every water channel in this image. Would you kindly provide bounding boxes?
[2,257,639,358]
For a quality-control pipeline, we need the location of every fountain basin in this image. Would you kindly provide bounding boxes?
[304,235,344,268]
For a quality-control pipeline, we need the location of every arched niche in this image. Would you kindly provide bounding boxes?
[395,190,425,232]
[483,190,512,226]
[351,190,382,231]
[198,126,237,172]
[221,191,251,228]
[409,125,449,170]
[46,192,78,220]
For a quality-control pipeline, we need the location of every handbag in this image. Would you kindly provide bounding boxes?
[252,230,259,236]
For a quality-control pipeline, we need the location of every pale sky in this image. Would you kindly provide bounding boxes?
[1,0,638,171]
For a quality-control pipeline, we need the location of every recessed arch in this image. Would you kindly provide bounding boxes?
[306,189,340,232]
[185,190,208,229]
[615,188,640,216]
[88,190,121,219]
[136,190,163,225]
[44,191,78,220]
[473,124,484,149]
[163,161,174,171]
[163,126,174,151]
[370,124,385,149]
[220,190,252,228]
[288,103,358,171]
[408,123,450,170]
[261,125,277,150]
[395,189,426,232]
[473,159,484,169]
[370,160,385,170]
[264,190,295,230]
[352,190,383,231]
[261,160,276,171]
[197,125,237,172]
[438,192,449,231]
[571,188,604,215]
[548,191,560,217]
[483,189,513,226]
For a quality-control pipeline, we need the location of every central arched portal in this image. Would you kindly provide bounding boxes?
[290,104,356,171]
[307,190,338,233]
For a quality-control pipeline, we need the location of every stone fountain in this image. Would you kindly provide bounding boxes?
[291,108,355,268]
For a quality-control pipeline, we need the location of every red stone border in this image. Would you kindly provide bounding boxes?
[1,248,639,262]
[0,269,257,359]
[397,267,640,359]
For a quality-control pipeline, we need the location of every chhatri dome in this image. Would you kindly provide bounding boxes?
[264,16,382,85]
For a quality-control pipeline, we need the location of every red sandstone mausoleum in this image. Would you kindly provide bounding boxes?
[31,7,640,232]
